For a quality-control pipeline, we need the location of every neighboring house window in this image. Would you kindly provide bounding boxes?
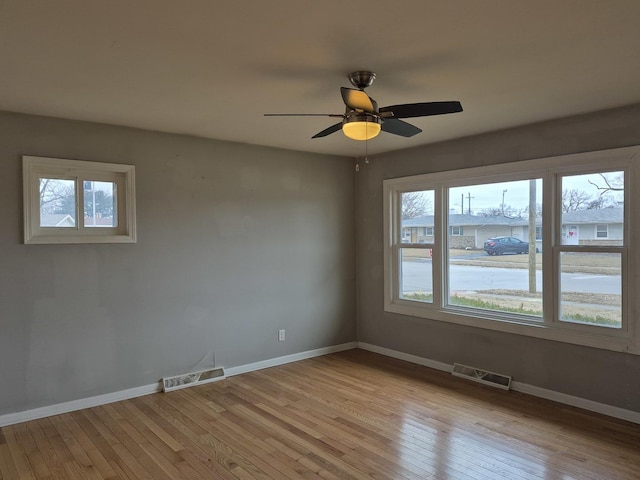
[383,145,634,354]
[596,224,608,238]
[23,156,136,244]
[426,226,434,236]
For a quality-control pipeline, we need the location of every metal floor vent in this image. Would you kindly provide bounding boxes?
[162,367,226,393]
[452,363,511,390]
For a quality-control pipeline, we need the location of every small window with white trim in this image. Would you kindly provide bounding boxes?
[450,225,463,236]
[596,224,608,239]
[23,156,136,244]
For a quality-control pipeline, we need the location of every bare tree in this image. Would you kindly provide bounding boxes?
[479,205,524,218]
[401,192,432,219]
[39,179,75,214]
[587,173,624,195]
[479,207,503,217]
[586,195,617,210]
[562,174,623,212]
[561,188,592,212]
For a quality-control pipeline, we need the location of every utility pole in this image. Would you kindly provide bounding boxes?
[461,194,464,214]
[502,189,507,215]
[466,192,474,215]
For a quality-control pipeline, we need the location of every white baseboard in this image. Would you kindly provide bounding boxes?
[357,342,453,373]
[225,342,357,377]
[357,342,640,425]
[510,381,640,424]
[0,342,358,427]
[0,383,161,427]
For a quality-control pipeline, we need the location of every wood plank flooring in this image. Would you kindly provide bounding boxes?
[1,349,639,479]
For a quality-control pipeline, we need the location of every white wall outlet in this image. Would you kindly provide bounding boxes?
[278,329,285,342]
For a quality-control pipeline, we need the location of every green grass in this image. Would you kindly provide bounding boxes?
[402,292,433,302]
[449,294,541,316]
[560,312,620,327]
[401,292,619,327]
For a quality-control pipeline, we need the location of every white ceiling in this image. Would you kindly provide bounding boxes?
[1,1,639,157]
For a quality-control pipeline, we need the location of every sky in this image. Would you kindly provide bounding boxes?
[448,171,624,214]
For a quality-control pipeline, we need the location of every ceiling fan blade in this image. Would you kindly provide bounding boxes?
[264,113,343,117]
[379,101,462,119]
[340,87,376,112]
[381,118,422,137]
[312,122,343,138]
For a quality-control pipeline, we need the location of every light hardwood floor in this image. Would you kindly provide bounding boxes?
[1,349,638,479]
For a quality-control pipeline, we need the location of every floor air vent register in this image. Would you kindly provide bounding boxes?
[162,367,226,392]
[452,363,512,390]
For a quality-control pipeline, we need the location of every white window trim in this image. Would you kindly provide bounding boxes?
[383,145,639,355]
[23,156,137,244]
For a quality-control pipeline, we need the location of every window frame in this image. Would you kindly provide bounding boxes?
[23,156,137,244]
[383,145,638,354]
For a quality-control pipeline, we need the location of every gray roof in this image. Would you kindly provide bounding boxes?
[561,207,623,224]
[403,214,525,227]
[40,214,76,227]
[403,207,623,228]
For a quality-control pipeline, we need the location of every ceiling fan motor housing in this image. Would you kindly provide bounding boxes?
[348,71,376,89]
[344,112,381,126]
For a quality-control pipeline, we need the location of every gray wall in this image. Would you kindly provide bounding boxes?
[3,104,640,419]
[356,104,640,412]
[0,111,356,415]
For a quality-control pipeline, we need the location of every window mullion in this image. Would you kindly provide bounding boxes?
[543,171,557,326]
[76,174,84,229]
[433,185,445,308]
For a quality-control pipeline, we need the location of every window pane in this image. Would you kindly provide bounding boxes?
[84,180,117,227]
[401,190,434,243]
[448,179,543,317]
[399,248,432,303]
[39,178,76,227]
[561,172,623,246]
[559,252,621,329]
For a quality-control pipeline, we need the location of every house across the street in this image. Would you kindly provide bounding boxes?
[402,206,623,249]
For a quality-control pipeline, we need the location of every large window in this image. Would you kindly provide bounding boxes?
[448,179,543,317]
[23,156,136,244]
[383,146,638,354]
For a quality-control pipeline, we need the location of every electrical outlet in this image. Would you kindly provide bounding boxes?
[278,329,285,342]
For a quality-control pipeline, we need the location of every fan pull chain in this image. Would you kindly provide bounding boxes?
[365,135,369,164]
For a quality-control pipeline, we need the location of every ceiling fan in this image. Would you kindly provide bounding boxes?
[265,71,463,141]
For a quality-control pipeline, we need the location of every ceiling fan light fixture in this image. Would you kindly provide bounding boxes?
[342,115,381,141]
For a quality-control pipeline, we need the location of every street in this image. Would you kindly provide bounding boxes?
[401,260,621,295]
